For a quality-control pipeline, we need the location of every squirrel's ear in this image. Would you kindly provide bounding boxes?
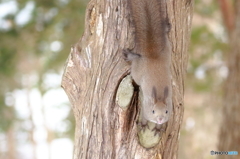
[151,86,157,103]
[163,86,169,104]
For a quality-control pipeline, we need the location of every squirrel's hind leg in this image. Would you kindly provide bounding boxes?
[123,49,141,61]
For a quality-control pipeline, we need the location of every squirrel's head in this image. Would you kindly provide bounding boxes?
[145,86,170,124]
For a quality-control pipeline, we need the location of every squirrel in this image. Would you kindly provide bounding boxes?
[123,0,172,133]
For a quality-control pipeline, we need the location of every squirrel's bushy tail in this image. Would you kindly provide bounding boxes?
[129,0,170,58]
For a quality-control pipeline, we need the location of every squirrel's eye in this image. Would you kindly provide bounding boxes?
[166,110,168,114]
[152,110,155,114]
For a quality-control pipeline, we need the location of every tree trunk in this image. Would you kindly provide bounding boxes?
[218,1,240,158]
[61,0,193,158]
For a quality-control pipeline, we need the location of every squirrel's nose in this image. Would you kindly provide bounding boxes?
[157,117,163,124]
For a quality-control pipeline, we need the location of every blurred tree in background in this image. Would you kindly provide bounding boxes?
[218,0,240,158]
[188,0,228,93]
[0,0,87,159]
[179,0,233,159]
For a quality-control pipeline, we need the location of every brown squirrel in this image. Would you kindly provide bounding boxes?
[123,0,172,133]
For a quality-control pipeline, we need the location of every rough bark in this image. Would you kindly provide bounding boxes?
[61,0,193,158]
[218,1,240,158]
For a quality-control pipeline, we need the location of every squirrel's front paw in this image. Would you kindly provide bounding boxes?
[137,120,149,132]
[152,124,165,136]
